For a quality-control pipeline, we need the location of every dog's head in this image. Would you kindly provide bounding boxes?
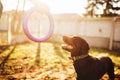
[62,36,89,56]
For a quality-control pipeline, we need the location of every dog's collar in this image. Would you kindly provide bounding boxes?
[69,54,89,61]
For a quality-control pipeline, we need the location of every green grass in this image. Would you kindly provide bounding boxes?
[0,42,120,79]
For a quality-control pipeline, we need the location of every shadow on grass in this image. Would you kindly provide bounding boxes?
[51,42,68,60]
[0,45,16,72]
[0,45,10,53]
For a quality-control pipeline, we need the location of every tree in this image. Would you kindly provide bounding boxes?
[85,0,98,17]
[85,0,120,17]
[0,1,3,18]
[11,0,25,34]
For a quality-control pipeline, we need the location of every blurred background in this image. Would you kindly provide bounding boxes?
[0,0,120,80]
[0,0,120,50]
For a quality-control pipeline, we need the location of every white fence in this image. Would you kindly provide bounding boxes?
[0,12,120,50]
[52,15,120,50]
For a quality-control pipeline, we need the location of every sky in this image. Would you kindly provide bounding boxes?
[1,0,87,14]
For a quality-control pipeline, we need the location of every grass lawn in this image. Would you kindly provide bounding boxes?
[0,42,120,80]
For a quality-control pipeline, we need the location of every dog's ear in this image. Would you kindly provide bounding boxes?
[72,37,89,54]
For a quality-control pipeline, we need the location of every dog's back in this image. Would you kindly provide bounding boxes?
[74,56,114,80]
[62,36,114,80]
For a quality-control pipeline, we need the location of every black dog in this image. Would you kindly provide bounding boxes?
[62,36,114,80]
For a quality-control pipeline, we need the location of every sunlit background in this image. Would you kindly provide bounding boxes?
[2,0,120,16]
[2,0,87,15]
[0,0,120,80]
